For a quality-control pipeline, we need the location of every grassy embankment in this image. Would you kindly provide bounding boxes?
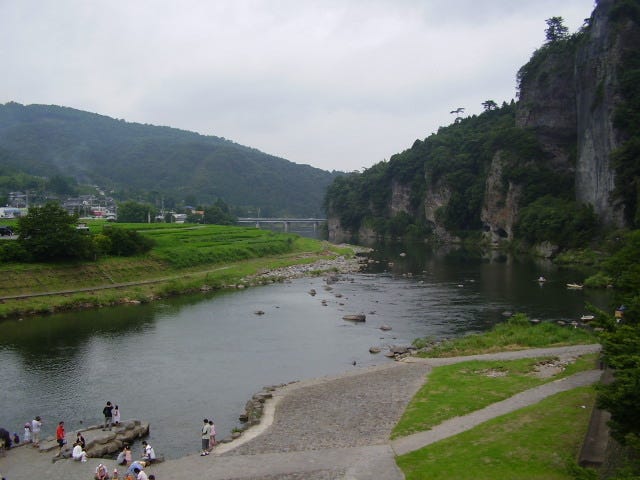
[0,222,354,318]
[395,316,600,479]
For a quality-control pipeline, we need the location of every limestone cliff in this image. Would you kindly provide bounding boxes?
[481,152,522,243]
[326,0,638,243]
[423,180,459,243]
[516,0,637,227]
[390,180,412,215]
[575,0,633,226]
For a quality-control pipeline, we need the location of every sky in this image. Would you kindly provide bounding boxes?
[1,0,596,173]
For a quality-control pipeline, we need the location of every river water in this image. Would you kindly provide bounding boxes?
[0,243,611,459]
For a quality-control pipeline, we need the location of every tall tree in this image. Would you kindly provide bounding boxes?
[117,201,155,223]
[17,202,93,261]
[545,16,569,43]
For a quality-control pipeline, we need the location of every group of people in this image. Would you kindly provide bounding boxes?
[4,400,167,480]
[93,441,156,480]
[94,461,156,480]
[200,418,216,456]
[102,401,121,431]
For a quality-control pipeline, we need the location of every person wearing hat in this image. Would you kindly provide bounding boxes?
[31,416,42,447]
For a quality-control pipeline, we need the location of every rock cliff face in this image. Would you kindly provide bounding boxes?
[481,152,522,243]
[390,180,412,215]
[515,41,577,171]
[575,0,630,226]
[423,180,459,243]
[327,0,636,242]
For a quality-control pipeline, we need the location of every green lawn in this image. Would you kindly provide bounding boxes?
[392,354,597,439]
[416,314,595,357]
[397,386,595,480]
[396,317,601,479]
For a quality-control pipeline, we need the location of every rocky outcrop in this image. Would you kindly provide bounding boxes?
[423,180,459,243]
[327,216,377,244]
[516,41,577,171]
[481,152,522,243]
[390,179,412,215]
[41,420,149,460]
[517,0,637,228]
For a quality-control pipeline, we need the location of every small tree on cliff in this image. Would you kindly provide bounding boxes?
[482,100,498,111]
[545,16,569,43]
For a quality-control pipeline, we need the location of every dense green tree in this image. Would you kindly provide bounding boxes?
[46,174,78,195]
[100,226,154,256]
[515,196,597,247]
[117,201,155,223]
[203,199,236,225]
[595,230,640,447]
[17,202,93,261]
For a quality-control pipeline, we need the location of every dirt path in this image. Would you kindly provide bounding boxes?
[0,344,602,480]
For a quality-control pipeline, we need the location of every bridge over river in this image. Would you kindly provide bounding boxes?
[236,217,326,232]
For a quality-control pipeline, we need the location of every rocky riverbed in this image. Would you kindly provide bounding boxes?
[239,250,368,287]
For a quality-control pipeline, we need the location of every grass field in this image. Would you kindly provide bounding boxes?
[414,313,596,357]
[397,386,596,480]
[395,317,600,479]
[0,222,350,317]
[392,353,597,439]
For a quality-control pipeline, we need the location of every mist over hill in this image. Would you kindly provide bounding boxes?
[0,102,340,216]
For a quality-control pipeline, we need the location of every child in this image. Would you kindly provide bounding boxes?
[94,463,110,480]
[23,423,31,443]
[208,419,216,451]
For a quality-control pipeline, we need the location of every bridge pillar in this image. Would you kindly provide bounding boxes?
[255,221,260,228]
[284,221,289,232]
[313,221,318,232]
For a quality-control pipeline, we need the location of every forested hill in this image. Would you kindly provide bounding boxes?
[0,102,339,216]
[325,0,640,250]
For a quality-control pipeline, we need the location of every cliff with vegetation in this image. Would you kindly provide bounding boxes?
[325,0,640,250]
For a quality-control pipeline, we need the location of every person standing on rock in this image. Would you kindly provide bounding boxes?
[23,422,31,444]
[31,416,42,447]
[102,401,114,431]
[200,418,211,456]
[113,405,121,425]
[55,421,65,456]
[208,419,216,451]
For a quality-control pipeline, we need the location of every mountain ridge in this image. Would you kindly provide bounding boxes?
[0,101,339,216]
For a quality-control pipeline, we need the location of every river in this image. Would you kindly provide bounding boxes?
[0,243,611,459]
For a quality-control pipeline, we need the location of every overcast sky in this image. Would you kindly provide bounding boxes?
[1,0,596,172]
